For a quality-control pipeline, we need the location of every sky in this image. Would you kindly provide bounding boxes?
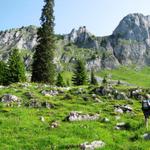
[0,0,150,36]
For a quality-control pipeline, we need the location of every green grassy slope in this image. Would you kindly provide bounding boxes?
[0,83,150,150]
[97,67,150,88]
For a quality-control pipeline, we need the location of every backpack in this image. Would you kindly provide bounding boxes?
[142,100,150,110]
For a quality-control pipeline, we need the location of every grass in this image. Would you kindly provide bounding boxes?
[0,66,150,149]
[97,66,150,88]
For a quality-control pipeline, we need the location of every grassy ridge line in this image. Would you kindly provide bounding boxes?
[97,67,150,88]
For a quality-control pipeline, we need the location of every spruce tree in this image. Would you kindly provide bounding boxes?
[7,49,26,84]
[90,69,98,85]
[31,0,56,84]
[0,61,7,85]
[56,73,65,87]
[72,59,87,86]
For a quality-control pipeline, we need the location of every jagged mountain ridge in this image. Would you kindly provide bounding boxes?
[0,13,150,70]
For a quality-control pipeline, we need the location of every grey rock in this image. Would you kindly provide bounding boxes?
[115,92,128,100]
[0,94,20,107]
[1,94,19,103]
[40,116,45,122]
[114,105,133,113]
[41,101,53,109]
[24,92,34,99]
[115,122,127,130]
[80,140,105,150]
[28,100,42,108]
[67,111,99,122]
[114,107,124,114]
[142,133,150,140]
[112,13,150,66]
[50,121,60,128]
[41,90,59,96]
[101,117,110,123]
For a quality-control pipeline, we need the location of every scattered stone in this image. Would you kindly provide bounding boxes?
[29,100,42,108]
[115,122,129,130]
[94,86,129,100]
[115,92,128,100]
[41,90,59,96]
[130,88,143,100]
[142,133,150,140]
[114,107,124,114]
[101,117,110,123]
[66,111,99,121]
[92,94,97,98]
[41,101,53,109]
[1,94,19,103]
[1,94,20,107]
[114,105,133,114]
[95,86,112,96]
[80,140,105,150]
[121,105,133,112]
[40,116,45,122]
[24,92,34,99]
[94,98,102,103]
[50,121,59,128]
[19,83,30,88]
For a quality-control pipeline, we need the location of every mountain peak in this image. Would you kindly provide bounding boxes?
[113,13,150,43]
[67,26,92,43]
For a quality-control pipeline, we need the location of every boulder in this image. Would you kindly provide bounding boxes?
[115,92,128,100]
[142,133,150,140]
[50,121,60,128]
[41,90,59,96]
[121,105,133,112]
[80,140,105,150]
[40,116,45,122]
[101,117,110,123]
[41,101,54,109]
[1,94,19,103]
[24,92,34,99]
[114,108,124,114]
[114,105,133,113]
[66,111,99,121]
[28,100,42,108]
[115,122,129,130]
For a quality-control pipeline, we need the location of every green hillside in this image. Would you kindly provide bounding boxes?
[0,79,150,149]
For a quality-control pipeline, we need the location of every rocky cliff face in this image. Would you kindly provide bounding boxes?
[111,13,150,66]
[0,25,37,61]
[0,13,150,70]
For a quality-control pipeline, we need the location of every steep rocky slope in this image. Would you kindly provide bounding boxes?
[0,13,150,70]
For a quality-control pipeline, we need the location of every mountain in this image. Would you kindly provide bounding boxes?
[0,13,150,71]
[111,13,150,65]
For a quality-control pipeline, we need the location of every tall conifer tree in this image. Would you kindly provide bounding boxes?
[90,68,98,85]
[0,61,7,85]
[32,0,56,84]
[7,49,26,84]
[72,59,87,86]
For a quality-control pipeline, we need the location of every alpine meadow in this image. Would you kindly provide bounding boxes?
[0,0,150,150]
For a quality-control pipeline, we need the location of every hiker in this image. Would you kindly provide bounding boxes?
[142,100,150,128]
